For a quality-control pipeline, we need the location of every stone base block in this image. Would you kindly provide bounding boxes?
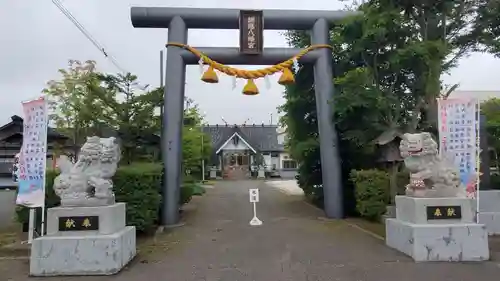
[386,219,489,262]
[478,190,500,212]
[47,203,126,236]
[478,212,500,235]
[30,226,136,276]
[382,205,396,223]
[395,196,474,224]
[471,190,500,235]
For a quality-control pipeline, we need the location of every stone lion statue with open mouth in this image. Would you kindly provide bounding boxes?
[399,132,465,198]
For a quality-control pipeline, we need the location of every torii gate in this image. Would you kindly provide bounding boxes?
[130,6,359,226]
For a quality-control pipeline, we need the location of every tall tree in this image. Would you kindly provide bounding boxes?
[125,85,212,177]
[481,98,500,163]
[86,72,156,164]
[390,0,478,127]
[181,101,212,180]
[43,60,102,155]
[474,0,500,56]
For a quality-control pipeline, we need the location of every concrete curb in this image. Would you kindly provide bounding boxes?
[344,222,385,241]
[0,256,29,260]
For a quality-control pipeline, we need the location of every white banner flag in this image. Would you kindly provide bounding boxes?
[437,98,480,198]
[16,97,48,207]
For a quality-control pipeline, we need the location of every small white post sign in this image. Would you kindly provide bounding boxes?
[249,188,262,226]
[249,188,259,202]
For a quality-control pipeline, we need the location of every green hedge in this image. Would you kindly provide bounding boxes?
[180,183,194,205]
[112,163,162,232]
[16,163,196,233]
[350,169,390,221]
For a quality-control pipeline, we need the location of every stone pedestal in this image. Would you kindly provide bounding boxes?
[30,203,136,276]
[257,169,265,179]
[473,190,500,235]
[386,196,489,262]
[382,205,396,223]
[209,169,217,179]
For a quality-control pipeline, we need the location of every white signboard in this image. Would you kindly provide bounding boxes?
[248,188,262,226]
[249,188,259,203]
[437,98,480,198]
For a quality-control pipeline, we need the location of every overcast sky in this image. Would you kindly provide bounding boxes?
[2,0,500,126]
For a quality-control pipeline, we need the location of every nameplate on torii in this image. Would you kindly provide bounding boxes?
[239,10,263,55]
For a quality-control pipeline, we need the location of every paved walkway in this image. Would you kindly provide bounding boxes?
[2,180,500,280]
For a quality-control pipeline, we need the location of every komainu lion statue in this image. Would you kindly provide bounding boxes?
[53,136,121,206]
[399,132,465,198]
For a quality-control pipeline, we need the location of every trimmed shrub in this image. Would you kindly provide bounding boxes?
[180,183,195,205]
[112,163,162,232]
[350,169,390,221]
[182,173,196,183]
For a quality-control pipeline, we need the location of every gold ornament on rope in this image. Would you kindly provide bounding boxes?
[166,42,333,95]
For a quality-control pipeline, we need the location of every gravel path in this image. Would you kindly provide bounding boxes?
[265,179,305,195]
[2,180,500,281]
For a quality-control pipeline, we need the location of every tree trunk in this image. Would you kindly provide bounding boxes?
[423,59,443,129]
[389,161,400,204]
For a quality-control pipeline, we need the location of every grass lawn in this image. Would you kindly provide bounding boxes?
[0,226,20,247]
[0,224,28,257]
[201,180,216,186]
[192,183,206,196]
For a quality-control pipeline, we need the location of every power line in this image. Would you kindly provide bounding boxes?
[51,0,128,74]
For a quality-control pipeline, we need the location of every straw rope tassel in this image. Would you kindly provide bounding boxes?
[201,65,219,83]
[165,42,332,95]
[278,68,295,85]
[243,79,259,95]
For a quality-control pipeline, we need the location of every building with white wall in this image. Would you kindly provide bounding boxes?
[203,124,298,179]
